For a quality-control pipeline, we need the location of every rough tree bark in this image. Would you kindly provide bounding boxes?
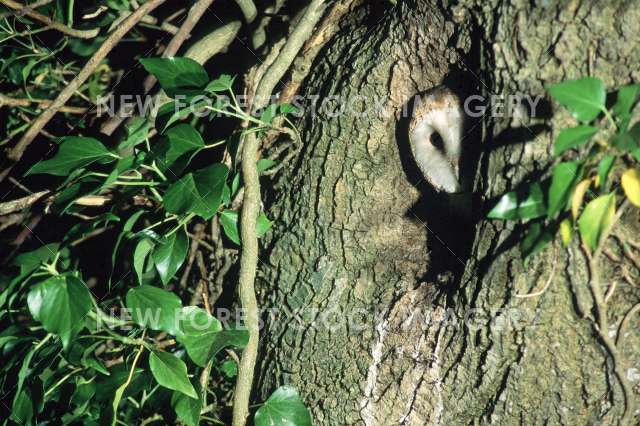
[258,1,640,424]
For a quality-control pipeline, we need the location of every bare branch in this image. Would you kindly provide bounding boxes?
[0,94,89,114]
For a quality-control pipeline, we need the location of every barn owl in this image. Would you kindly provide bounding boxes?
[408,86,464,193]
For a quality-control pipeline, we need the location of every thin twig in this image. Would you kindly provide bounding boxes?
[1,0,166,182]
[0,94,89,114]
[112,331,146,426]
[603,280,617,304]
[516,245,557,298]
[616,302,640,348]
[199,258,214,419]
[0,191,111,215]
[0,0,99,38]
[584,245,635,423]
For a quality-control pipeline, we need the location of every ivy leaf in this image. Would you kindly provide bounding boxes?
[220,211,273,245]
[12,243,61,275]
[613,84,640,118]
[260,104,278,125]
[578,193,616,251]
[612,123,640,162]
[254,386,312,426]
[621,168,640,207]
[153,123,205,173]
[546,77,605,122]
[125,285,182,334]
[140,57,208,97]
[547,161,581,218]
[597,155,615,190]
[521,222,554,263]
[559,218,573,247]
[176,306,222,367]
[27,275,93,348]
[27,137,114,176]
[220,360,238,378]
[209,327,249,357]
[571,178,592,219]
[487,182,546,220]
[172,389,202,426]
[279,103,300,116]
[149,351,197,399]
[553,126,598,156]
[11,390,33,424]
[155,97,211,134]
[117,118,151,150]
[164,164,229,219]
[133,238,155,284]
[204,74,234,93]
[257,159,277,173]
[153,230,189,285]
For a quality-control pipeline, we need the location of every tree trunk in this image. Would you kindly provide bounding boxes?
[258,1,640,424]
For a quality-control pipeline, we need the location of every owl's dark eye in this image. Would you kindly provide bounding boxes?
[429,131,445,152]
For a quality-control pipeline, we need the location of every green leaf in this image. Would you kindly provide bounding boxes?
[164,164,229,219]
[553,125,598,156]
[220,211,272,245]
[190,164,228,218]
[257,159,277,173]
[546,77,606,122]
[172,389,202,426]
[153,230,189,285]
[149,351,197,399]
[176,306,222,367]
[521,222,554,262]
[204,74,234,93]
[27,275,92,348]
[125,284,182,334]
[612,124,640,162]
[163,174,197,215]
[118,117,150,150]
[11,390,33,424]
[613,84,640,118]
[547,161,581,218]
[12,243,60,275]
[27,137,114,176]
[133,238,155,284]
[153,124,205,172]
[257,213,273,236]
[578,193,616,251]
[487,182,546,220]
[254,386,312,426]
[597,155,615,190]
[140,57,208,97]
[260,104,278,125]
[155,97,211,134]
[220,360,238,378]
[209,327,249,357]
[279,103,300,115]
